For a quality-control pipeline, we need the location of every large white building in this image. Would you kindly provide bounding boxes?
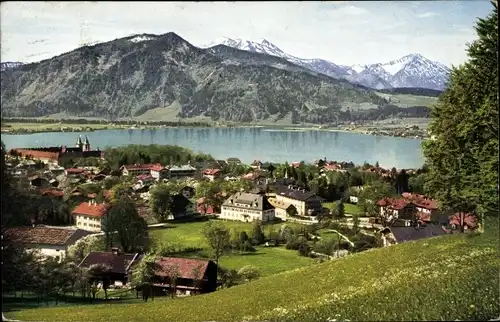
[72,200,108,232]
[4,226,91,262]
[220,192,275,222]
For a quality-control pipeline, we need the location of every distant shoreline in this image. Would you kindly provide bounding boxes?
[1,119,429,140]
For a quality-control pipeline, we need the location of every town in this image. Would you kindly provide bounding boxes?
[2,136,477,303]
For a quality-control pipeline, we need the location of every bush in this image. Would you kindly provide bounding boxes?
[237,265,261,283]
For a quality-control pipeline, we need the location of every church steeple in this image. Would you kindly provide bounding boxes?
[76,135,83,149]
[83,136,91,151]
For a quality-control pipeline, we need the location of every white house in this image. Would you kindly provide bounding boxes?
[220,192,275,222]
[4,226,91,262]
[72,200,108,232]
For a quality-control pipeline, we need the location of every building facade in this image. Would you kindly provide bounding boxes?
[220,192,275,222]
[72,200,108,232]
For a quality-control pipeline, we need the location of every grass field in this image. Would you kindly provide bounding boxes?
[1,122,127,133]
[323,202,363,216]
[7,219,498,322]
[149,220,314,276]
[375,92,439,107]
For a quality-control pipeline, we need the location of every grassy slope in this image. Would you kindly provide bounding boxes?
[8,220,499,322]
[150,221,313,277]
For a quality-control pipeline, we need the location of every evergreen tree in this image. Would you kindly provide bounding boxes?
[422,3,498,230]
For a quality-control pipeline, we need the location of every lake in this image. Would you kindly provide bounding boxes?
[2,127,425,169]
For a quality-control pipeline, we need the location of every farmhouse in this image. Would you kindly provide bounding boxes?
[202,168,221,181]
[152,257,218,296]
[79,248,141,287]
[220,192,275,222]
[4,226,91,262]
[72,200,108,232]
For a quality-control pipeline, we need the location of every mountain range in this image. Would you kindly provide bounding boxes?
[203,37,451,91]
[1,33,434,124]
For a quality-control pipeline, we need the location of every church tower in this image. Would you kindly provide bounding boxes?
[76,135,83,150]
[83,136,91,152]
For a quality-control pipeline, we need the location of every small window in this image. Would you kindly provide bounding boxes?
[56,249,60,252]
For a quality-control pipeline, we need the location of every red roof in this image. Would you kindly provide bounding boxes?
[377,197,410,210]
[66,168,84,174]
[123,163,163,171]
[203,168,221,175]
[72,202,107,217]
[14,149,60,161]
[401,193,438,210]
[150,164,165,172]
[449,212,477,228]
[155,257,210,279]
[41,188,64,197]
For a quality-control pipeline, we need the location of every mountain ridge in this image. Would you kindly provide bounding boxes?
[1,32,397,124]
[203,37,450,90]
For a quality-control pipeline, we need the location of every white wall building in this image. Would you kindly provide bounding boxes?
[72,200,108,232]
[220,192,275,222]
[4,226,91,262]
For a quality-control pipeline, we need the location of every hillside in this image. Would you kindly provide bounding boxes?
[0,33,391,124]
[7,222,499,322]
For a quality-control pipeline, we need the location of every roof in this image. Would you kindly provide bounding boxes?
[389,224,448,243]
[275,186,322,202]
[13,149,60,161]
[4,226,91,246]
[66,168,84,174]
[449,212,477,228]
[222,192,274,211]
[169,164,197,171]
[203,168,221,175]
[155,257,212,279]
[72,202,107,217]
[41,188,65,197]
[122,163,162,171]
[401,193,438,210]
[377,198,412,210]
[79,251,140,275]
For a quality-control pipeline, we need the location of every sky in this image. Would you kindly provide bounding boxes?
[0,1,494,67]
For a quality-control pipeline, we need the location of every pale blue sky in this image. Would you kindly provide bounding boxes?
[0,1,493,66]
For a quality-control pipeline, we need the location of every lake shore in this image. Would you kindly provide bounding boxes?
[1,118,430,139]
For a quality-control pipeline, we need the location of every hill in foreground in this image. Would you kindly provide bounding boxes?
[0,32,391,124]
[7,221,499,322]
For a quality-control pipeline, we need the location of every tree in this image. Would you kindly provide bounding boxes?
[237,265,261,283]
[130,253,161,302]
[149,184,174,222]
[164,264,180,298]
[104,196,149,252]
[191,264,205,294]
[203,222,230,268]
[250,220,265,245]
[85,263,112,302]
[336,200,345,218]
[217,267,241,289]
[358,180,395,217]
[422,3,498,231]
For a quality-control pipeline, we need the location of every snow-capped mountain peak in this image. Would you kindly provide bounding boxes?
[204,36,450,90]
[0,61,24,72]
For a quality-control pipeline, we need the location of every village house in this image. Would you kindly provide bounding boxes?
[151,257,218,296]
[28,175,51,189]
[376,198,417,222]
[379,221,449,247]
[168,164,197,178]
[401,193,439,220]
[4,226,91,262]
[121,163,163,177]
[220,192,275,222]
[167,194,195,220]
[273,185,324,219]
[79,248,141,287]
[72,200,108,232]
[150,164,169,180]
[202,168,221,181]
[196,198,218,215]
